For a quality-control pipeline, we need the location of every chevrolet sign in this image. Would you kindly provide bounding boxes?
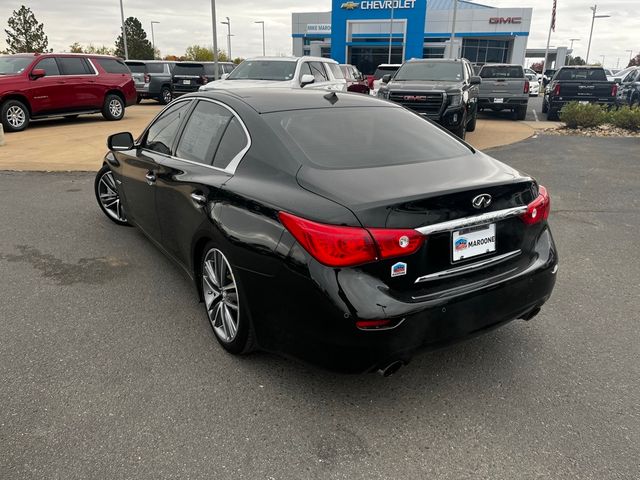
[341,0,416,9]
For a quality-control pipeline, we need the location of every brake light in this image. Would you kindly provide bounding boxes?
[524,79,530,94]
[200,75,208,84]
[278,212,424,267]
[553,83,561,96]
[521,185,550,225]
[144,73,150,83]
[611,83,618,96]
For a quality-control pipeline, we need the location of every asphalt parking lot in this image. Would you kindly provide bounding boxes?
[1,134,638,479]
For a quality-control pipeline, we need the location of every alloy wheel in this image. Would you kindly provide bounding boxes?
[109,99,123,118]
[162,88,172,104]
[202,248,240,343]
[6,106,26,129]
[97,170,126,222]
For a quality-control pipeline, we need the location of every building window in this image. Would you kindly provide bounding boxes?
[462,39,510,64]
[423,46,445,58]
[347,46,403,75]
[320,47,331,58]
[303,48,311,56]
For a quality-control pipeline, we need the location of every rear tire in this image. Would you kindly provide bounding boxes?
[200,243,255,355]
[466,108,477,132]
[515,105,527,120]
[159,86,172,105]
[1,99,30,132]
[136,96,142,104]
[102,94,125,121]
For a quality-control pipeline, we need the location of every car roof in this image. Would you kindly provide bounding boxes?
[243,56,337,64]
[406,58,465,63]
[480,63,522,68]
[194,88,396,114]
[376,64,401,68]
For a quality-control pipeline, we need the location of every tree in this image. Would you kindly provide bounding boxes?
[628,53,640,67]
[184,45,229,62]
[567,56,586,66]
[69,42,83,53]
[4,5,50,53]
[232,57,244,65]
[69,43,114,55]
[530,61,543,73]
[114,17,154,60]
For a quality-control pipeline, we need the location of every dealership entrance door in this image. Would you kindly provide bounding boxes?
[348,46,403,75]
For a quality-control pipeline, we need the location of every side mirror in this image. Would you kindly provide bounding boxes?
[30,68,46,79]
[108,132,135,151]
[300,74,315,87]
[381,74,391,84]
[221,73,229,80]
[470,76,482,85]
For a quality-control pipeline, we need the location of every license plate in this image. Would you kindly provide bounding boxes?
[452,224,496,262]
[182,79,191,85]
[579,101,589,105]
[494,98,504,103]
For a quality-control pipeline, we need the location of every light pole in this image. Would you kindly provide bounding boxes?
[210,0,219,79]
[119,0,128,59]
[626,49,634,65]
[600,55,605,67]
[221,17,232,60]
[387,5,395,63]
[150,21,160,59]
[569,38,579,50]
[255,21,265,56]
[450,0,459,58]
[585,5,610,64]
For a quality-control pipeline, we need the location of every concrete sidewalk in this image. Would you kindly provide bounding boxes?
[0,104,537,171]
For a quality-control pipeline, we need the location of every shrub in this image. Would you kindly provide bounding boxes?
[559,102,608,129]
[610,106,640,131]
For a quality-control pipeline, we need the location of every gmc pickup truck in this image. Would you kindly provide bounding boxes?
[477,64,529,120]
[542,66,618,120]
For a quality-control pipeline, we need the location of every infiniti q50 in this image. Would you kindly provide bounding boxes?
[94,89,557,374]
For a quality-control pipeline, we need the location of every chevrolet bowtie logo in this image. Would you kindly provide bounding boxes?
[341,1,360,9]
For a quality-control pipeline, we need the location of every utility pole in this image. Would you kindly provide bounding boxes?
[119,0,128,60]
[600,55,605,67]
[210,0,219,79]
[542,2,555,77]
[255,21,265,56]
[388,5,395,64]
[586,5,610,64]
[221,17,232,60]
[450,0,458,58]
[150,21,160,59]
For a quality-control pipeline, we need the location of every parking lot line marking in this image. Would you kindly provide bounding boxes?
[533,108,539,122]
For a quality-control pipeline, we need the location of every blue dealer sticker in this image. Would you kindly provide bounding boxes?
[391,262,407,277]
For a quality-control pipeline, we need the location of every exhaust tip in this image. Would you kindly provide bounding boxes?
[377,360,404,377]
[520,306,541,321]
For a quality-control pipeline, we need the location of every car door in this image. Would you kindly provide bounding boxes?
[154,98,250,269]
[26,57,66,115]
[117,99,193,241]
[57,56,100,109]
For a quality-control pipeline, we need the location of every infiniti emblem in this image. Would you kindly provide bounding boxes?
[472,193,492,209]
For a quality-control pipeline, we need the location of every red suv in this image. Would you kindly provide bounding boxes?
[0,53,137,132]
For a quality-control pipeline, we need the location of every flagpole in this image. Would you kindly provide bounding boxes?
[542,0,555,81]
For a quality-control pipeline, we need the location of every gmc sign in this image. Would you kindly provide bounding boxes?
[489,17,522,24]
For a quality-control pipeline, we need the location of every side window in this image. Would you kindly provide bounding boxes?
[35,58,60,76]
[310,62,328,82]
[144,101,191,155]
[58,57,92,75]
[213,117,248,169]
[95,58,129,74]
[327,63,344,80]
[146,63,165,74]
[176,101,233,165]
[299,62,313,80]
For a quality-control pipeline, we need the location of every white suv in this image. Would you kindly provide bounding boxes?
[200,56,347,92]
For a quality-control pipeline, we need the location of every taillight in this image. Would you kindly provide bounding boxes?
[278,212,424,268]
[553,83,561,96]
[521,186,550,225]
[144,73,150,83]
[611,83,618,96]
[200,75,208,84]
[524,79,530,94]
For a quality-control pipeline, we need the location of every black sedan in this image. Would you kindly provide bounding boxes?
[95,88,558,375]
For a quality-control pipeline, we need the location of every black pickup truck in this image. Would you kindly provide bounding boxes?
[542,66,618,120]
[377,58,481,139]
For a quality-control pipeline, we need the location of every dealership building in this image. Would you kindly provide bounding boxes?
[292,0,533,74]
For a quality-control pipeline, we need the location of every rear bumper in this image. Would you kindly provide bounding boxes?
[241,225,558,373]
[478,97,528,108]
[548,98,616,109]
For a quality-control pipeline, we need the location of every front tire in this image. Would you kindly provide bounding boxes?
[94,165,129,226]
[201,244,254,355]
[451,111,467,139]
[102,94,125,121]
[466,108,477,132]
[1,99,30,132]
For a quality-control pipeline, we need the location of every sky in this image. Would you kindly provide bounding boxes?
[0,0,637,68]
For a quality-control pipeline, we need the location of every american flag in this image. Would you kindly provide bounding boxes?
[551,0,557,32]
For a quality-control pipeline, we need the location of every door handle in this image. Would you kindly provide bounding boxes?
[145,171,156,185]
[190,192,207,206]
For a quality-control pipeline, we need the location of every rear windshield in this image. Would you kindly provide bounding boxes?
[373,66,399,79]
[0,56,32,74]
[127,62,146,73]
[174,64,204,76]
[480,66,524,79]
[394,62,463,82]
[554,68,607,81]
[227,60,296,81]
[264,107,470,170]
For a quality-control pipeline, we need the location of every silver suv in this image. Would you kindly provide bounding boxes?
[200,56,347,92]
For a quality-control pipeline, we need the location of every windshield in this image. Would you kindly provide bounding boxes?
[0,56,33,75]
[480,66,524,79]
[264,106,470,170]
[394,62,463,82]
[227,60,296,81]
[555,68,607,81]
[373,66,399,80]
